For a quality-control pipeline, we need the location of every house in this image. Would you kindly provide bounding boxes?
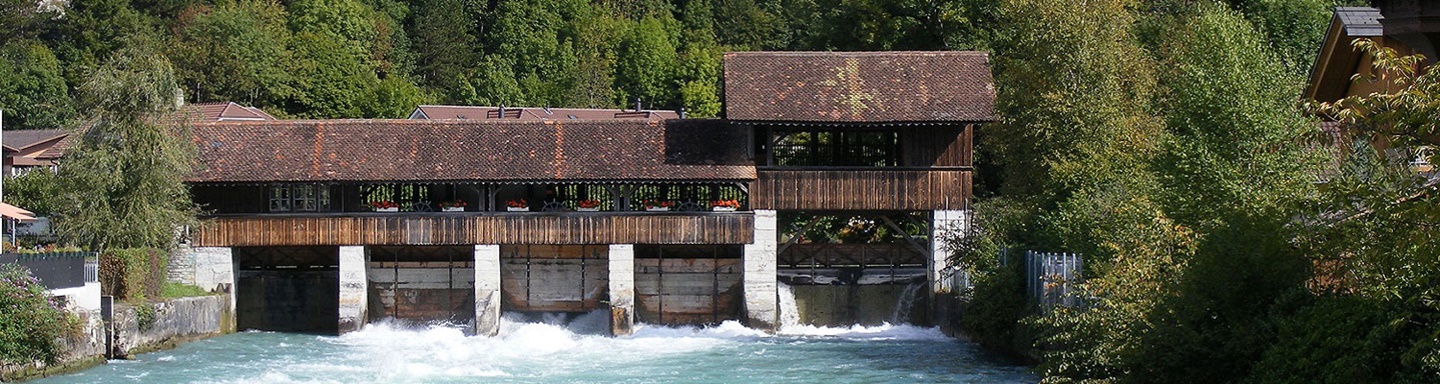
[1308,3,1438,173]
[175,51,994,336]
[2,129,71,177]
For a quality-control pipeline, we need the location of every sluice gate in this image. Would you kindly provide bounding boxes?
[367,246,475,323]
[234,246,340,333]
[500,245,608,315]
[634,245,743,325]
[778,243,930,326]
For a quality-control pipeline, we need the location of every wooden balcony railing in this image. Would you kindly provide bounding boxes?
[192,212,754,247]
[751,168,971,211]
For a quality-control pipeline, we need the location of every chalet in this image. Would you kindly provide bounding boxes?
[176,51,994,336]
[1308,3,1438,173]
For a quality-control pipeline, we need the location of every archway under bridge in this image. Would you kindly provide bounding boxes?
[775,212,934,326]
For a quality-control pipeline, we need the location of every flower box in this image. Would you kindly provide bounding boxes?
[645,207,670,212]
[374,207,399,213]
[577,207,600,212]
[507,207,530,212]
[712,207,737,212]
[442,207,464,212]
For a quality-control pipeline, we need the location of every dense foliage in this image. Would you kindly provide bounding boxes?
[0,264,79,366]
[0,0,998,124]
[953,0,1437,383]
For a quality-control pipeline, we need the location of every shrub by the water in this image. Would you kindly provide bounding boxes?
[0,264,79,366]
[99,248,167,302]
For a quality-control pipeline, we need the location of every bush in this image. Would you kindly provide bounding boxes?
[0,264,79,365]
[161,281,210,299]
[99,248,167,302]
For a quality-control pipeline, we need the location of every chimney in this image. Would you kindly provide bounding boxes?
[678,107,687,119]
[634,98,642,111]
[173,87,185,108]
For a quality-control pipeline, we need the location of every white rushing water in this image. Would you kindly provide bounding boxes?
[38,310,1035,384]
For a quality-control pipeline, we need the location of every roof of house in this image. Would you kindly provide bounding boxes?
[1307,7,1385,102]
[723,51,996,123]
[409,105,680,121]
[188,119,754,183]
[2,129,69,153]
[186,102,276,121]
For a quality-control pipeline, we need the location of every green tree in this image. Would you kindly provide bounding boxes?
[410,0,480,97]
[169,0,295,107]
[51,45,198,250]
[0,41,76,130]
[616,16,680,109]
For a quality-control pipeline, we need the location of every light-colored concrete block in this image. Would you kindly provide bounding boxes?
[608,244,635,336]
[338,246,367,334]
[744,210,779,331]
[931,210,971,294]
[474,245,502,336]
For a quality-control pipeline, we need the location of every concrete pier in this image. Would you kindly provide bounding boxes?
[608,244,635,336]
[473,245,502,336]
[743,210,779,331]
[337,246,368,334]
[931,210,969,294]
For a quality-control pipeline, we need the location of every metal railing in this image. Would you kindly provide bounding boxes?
[0,251,97,290]
[1025,251,1083,310]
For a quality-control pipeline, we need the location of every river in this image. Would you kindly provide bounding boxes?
[33,311,1035,383]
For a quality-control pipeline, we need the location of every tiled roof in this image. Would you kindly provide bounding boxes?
[723,51,996,123]
[189,119,754,183]
[186,102,275,121]
[1336,7,1383,37]
[410,105,679,121]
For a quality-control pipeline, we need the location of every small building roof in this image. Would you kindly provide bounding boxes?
[1307,7,1385,102]
[188,119,753,184]
[409,105,679,121]
[186,102,276,121]
[2,129,69,153]
[723,51,996,124]
[1336,7,1384,37]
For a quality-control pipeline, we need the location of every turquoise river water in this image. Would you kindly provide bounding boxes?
[32,311,1035,384]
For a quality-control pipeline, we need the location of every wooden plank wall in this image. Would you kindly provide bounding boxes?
[635,258,742,325]
[901,124,973,167]
[751,169,971,211]
[499,245,608,312]
[194,213,754,247]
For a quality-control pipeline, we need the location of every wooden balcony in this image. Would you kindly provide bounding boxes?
[192,212,754,247]
[751,168,971,211]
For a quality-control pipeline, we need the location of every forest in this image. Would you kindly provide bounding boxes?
[6,0,1439,383]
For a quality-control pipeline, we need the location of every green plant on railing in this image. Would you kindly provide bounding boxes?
[0,264,80,366]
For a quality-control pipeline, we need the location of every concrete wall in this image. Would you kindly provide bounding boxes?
[474,245,501,336]
[608,244,634,336]
[111,295,235,358]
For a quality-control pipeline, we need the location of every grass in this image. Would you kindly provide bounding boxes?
[160,281,212,299]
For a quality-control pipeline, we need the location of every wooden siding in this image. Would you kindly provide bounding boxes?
[635,258,742,325]
[193,213,754,247]
[752,169,971,211]
[901,124,972,167]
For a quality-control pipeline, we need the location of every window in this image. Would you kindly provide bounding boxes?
[769,128,899,167]
[269,184,330,212]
